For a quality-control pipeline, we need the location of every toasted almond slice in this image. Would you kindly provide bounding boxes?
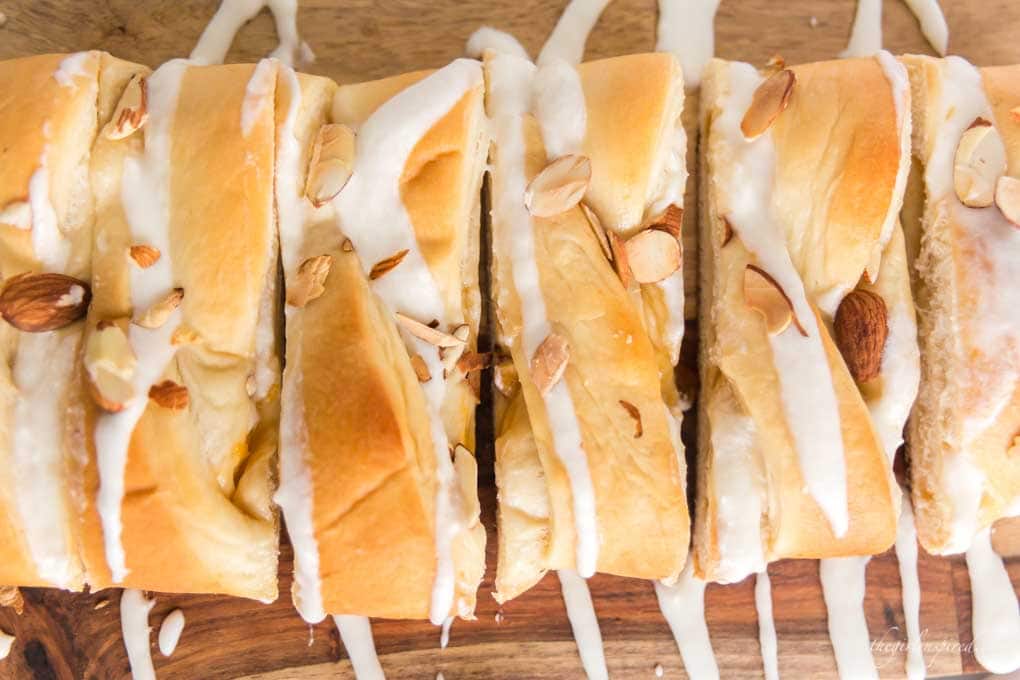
[104,74,148,140]
[452,324,470,343]
[369,249,410,280]
[341,238,354,253]
[85,322,137,413]
[306,124,356,207]
[170,324,200,346]
[410,354,431,382]
[134,288,184,329]
[954,118,1007,208]
[607,230,634,288]
[618,400,643,438]
[457,351,491,374]
[395,313,465,348]
[531,333,569,395]
[0,272,91,332]
[287,254,332,307]
[650,204,683,239]
[580,203,612,261]
[834,289,888,383]
[624,229,681,284]
[994,175,1020,227]
[0,200,31,229]
[743,265,805,336]
[129,244,161,268]
[721,218,735,247]
[741,69,796,139]
[524,154,591,217]
[149,380,189,410]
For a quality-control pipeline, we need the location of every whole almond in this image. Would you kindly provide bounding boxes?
[103,75,148,140]
[743,265,805,337]
[306,124,356,207]
[834,289,888,383]
[524,154,591,217]
[741,69,796,139]
[624,229,681,284]
[531,333,569,395]
[287,255,332,307]
[149,380,189,410]
[0,272,91,332]
[129,244,161,268]
[994,175,1020,227]
[134,288,183,329]
[85,322,137,412]
[954,118,1006,208]
[369,249,410,280]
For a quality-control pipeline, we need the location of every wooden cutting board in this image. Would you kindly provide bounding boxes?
[1,1,1019,678]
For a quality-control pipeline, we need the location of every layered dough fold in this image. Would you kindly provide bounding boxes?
[487,51,690,601]
[696,56,917,582]
[903,56,1020,554]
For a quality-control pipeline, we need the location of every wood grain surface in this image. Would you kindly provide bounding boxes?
[1,1,1019,679]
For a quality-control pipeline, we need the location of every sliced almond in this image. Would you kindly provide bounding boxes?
[0,200,31,229]
[953,118,1007,208]
[149,380,189,410]
[741,69,796,140]
[618,400,643,438]
[834,289,888,383]
[341,238,354,253]
[994,175,1020,227]
[531,333,569,395]
[743,265,805,336]
[287,254,332,307]
[0,272,91,332]
[306,123,356,207]
[128,244,161,268]
[103,74,148,140]
[170,324,200,346]
[84,322,137,413]
[452,324,470,343]
[134,288,184,329]
[721,218,735,247]
[649,204,683,239]
[395,313,465,348]
[524,154,591,218]
[410,354,431,382]
[624,229,681,284]
[369,249,410,280]
[580,203,613,261]
[607,230,634,288]
[457,351,491,374]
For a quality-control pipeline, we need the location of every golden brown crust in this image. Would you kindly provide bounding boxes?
[696,58,902,580]
[82,62,279,599]
[904,56,1020,554]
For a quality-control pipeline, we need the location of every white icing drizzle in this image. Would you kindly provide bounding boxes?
[714,61,848,538]
[120,589,157,680]
[755,571,779,680]
[27,151,71,271]
[709,393,767,584]
[874,51,913,273]
[895,493,926,680]
[902,0,948,55]
[53,51,90,88]
[655,0,721,87]
[487,50,599,577]
[654,562,720,680]
[924,57,1020,551]
[531,59,587,160]
[95,59,189,583]
[334,615,386,680]
[841,0,882,58]
[331,60,480,623]
[0,630,12,660]
[158,609,185,657]
[557,570,609,680]
[465,27,530,61]
[440,617,453,650]
[965,528,1020,674]
[273,65,326,624]
[536,0,612,66]
[820,557,878,680]
[241,58,275,138]
[190,0,309,67]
